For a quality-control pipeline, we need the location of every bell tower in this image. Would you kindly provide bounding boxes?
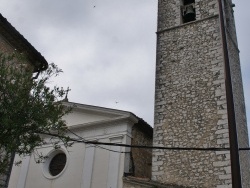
[152,0,250,187]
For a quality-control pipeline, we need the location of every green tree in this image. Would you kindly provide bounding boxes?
[0,52,71,174]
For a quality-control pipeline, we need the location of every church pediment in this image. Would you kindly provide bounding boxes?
[62,102,138,128]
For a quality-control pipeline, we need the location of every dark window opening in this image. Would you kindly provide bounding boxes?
[183,0,195,5]
[182,0,196,23]
[49,153,67,176]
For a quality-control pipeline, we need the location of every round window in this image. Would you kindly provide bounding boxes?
[49,153,67,176]
[43,149,68,179]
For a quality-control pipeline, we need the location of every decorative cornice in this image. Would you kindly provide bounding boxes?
[68,115,137,130]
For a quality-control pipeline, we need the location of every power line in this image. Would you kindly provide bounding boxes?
[66,129,129,154]
[39,131,250,152]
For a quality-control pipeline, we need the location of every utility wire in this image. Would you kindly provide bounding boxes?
[66,129,129,154]
[39,131,250,151]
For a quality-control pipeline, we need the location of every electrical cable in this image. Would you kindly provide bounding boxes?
[66,129,130,154]
[38,131,250,151]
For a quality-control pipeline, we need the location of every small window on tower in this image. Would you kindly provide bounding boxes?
[183,0,195,5]
[182,0,196,23]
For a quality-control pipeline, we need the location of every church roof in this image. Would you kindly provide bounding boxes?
[0,13,48,72]
[62,101,153,137]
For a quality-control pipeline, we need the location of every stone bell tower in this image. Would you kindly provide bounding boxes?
[152,0,250,187]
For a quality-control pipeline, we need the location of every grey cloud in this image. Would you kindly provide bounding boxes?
[0,0,249,128]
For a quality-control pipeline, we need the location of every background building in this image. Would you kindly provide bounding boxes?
[0,13,48,188]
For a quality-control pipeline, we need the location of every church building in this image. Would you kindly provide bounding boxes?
[8,102,153,188]
[2,0,250,188]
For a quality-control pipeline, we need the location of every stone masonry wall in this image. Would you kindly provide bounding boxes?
[0,34,17,188]
[153,0,250,187]
[0,35,16,54]
[124,181,152,188]
[152,1,235,187]
[157,0,218,31]
[123,177,190,188]
[153,16,231,187]
[227,35,250,188]
[224,1,250,187]
[130,123,153,178]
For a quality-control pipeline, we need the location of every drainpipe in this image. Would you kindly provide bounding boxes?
[218,0,242,187]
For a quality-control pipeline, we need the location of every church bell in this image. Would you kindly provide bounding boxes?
[183,4,196,22]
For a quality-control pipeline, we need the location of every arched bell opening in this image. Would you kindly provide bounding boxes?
[181,0,196,23]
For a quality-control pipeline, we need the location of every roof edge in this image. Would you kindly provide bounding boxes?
[0,13,48,72]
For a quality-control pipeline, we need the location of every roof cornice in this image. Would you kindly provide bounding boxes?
[63,101,137,119]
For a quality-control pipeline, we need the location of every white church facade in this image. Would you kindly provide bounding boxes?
[8,102,153,188]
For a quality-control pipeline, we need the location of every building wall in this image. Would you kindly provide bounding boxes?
[223,0,250,187]
[0,33,19,188]
[0,33,34,70]
[0,14,47,188]
[157,0,218,30]
[8,123,130,188]
[8,106,153,188]
[123,177,188,188]
[123,181,152,188]
[0,34,15,54]
[152,0,249,187]
[130,123,153,178]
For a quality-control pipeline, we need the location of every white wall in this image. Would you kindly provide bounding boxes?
[8,108,134,188]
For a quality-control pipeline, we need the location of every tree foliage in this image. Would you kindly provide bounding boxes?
[0,53,71,174]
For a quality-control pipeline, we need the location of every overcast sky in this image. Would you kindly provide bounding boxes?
[0,1,249,135]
